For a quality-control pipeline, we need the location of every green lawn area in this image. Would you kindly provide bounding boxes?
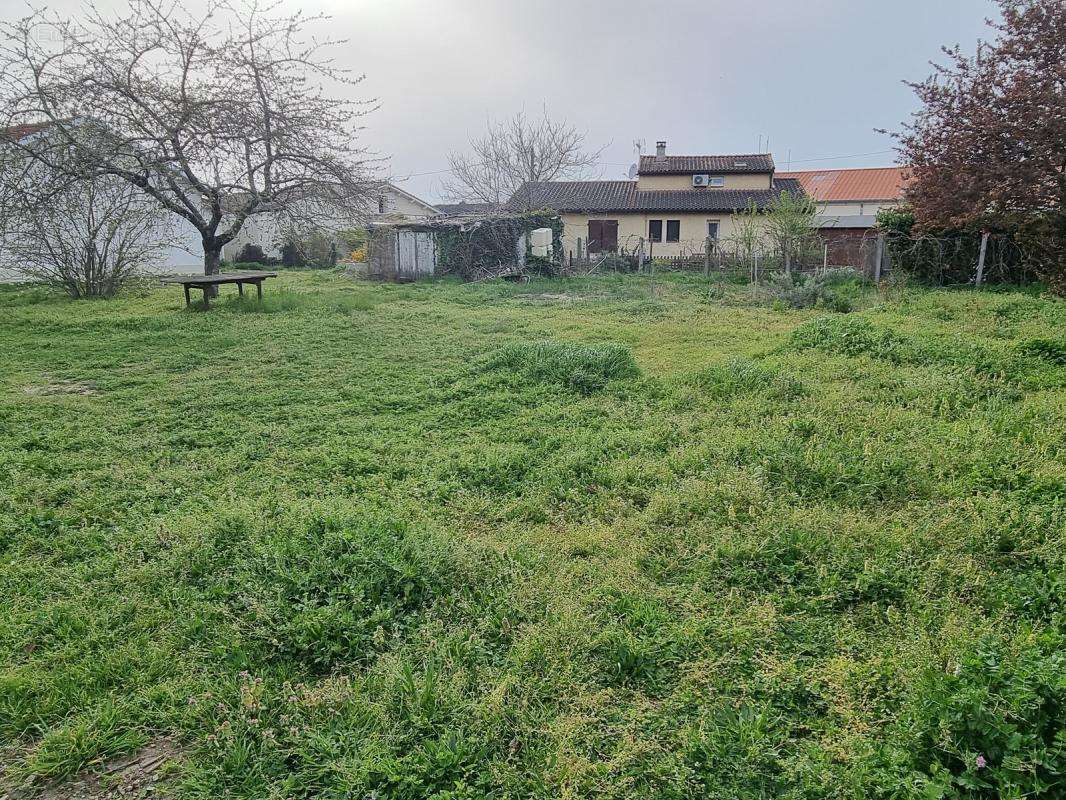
[0,271,1063,798]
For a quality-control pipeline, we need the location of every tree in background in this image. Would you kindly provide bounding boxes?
[0,0,375,287]
[891,0,1065,292]
[0,130,173,297]
[443,109,605,210]
[762,189,820,274]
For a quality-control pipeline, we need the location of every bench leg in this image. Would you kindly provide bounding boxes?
[183,285,190,307]
[237,282,244,297]
[201,286,210,309]
[256,281,263,300]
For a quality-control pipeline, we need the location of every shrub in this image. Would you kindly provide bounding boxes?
[234,243,282,266]
[493,339,640,393]
[764,269,863,312]
[280,230,339,269]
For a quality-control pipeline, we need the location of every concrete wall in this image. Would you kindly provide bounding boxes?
[636,173,773,191]
[561,212,771,258]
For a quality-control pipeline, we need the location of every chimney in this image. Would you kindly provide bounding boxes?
[655,140,667,159]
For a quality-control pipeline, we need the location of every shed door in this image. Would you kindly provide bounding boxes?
[588,220,618,253]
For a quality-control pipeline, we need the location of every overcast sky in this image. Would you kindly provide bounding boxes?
[6,0,1000,202]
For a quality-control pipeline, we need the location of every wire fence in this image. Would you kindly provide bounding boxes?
[561,229,1037,287]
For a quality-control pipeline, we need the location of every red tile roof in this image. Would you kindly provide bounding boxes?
[774,167,910,202]
[0,122,50,141]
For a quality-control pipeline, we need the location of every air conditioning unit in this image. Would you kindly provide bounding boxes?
[692,174,710,187]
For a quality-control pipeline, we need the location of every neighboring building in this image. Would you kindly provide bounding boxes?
[372,182,440,222]
[775,167,909,226]
[434,201,498,216]
[222,181,438,262]
[508,141,803,257]
[775,167,910,267]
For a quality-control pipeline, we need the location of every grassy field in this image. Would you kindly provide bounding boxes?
[0,271,1063,799]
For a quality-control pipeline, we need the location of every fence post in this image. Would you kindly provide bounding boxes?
[874,233,885,283]
[704,237,711,277]
[822,243,828,273]
[975,231,989,287]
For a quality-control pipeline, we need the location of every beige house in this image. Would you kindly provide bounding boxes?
[222,181,438,261]
[510,141,803,258]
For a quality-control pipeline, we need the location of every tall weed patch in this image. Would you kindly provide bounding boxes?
[492,339,640,393]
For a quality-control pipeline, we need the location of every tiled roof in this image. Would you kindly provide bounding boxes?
[775,167,910,202]
[0,122,50,142]
[638,153,774,174]
[509,178,804,213]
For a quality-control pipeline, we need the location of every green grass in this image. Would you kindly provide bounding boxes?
[0,271,1063,798]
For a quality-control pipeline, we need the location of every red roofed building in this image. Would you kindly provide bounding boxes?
[775,167,910,225]
[775,166,911,269]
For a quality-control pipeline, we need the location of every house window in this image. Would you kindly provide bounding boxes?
[648,219,663,242]
[707,221,720,240]
[708,176,725,187]
[666,220,680,242]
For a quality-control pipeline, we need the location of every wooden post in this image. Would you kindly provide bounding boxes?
[704,237,711,278]
[822,243,828,273]
[874,233,885,283]
[975,231,989,287]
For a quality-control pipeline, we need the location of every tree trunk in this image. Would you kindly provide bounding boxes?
[203,244,222,298]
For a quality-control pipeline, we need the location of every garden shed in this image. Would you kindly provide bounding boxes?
[366,213,562,281]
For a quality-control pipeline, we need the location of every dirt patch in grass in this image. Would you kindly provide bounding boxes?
[22,379,98,397]
[7,739,185,800]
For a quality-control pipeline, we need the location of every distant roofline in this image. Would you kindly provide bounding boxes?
[777,166,909,174]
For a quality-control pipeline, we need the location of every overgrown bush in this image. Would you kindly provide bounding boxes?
[281,230,339,269]
[765,268,863,312]
[877,206,1039,286]
[493,339,640,393]
[234,243,280,266]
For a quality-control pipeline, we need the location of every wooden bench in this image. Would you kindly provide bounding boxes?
[161,271,278,308]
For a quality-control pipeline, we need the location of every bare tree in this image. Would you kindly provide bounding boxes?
[0,131,174,297]
[443,109,605,210]
[0,0,375,290]
[762,189,820,274]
